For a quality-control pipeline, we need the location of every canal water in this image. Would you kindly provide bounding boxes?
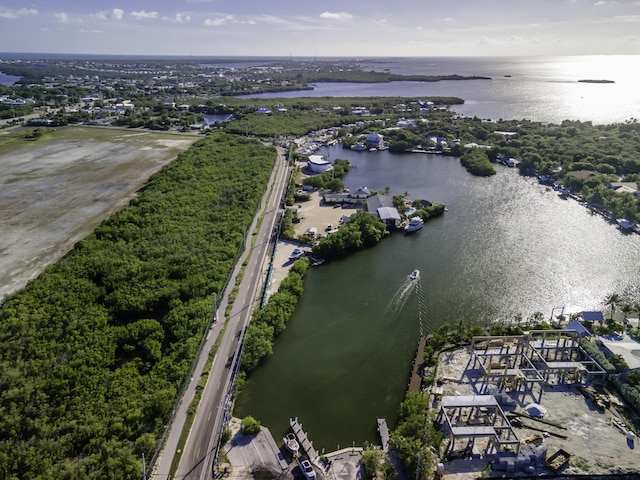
[235,145,640,451]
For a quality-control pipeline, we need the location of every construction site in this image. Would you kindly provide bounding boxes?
[433,329,639,477]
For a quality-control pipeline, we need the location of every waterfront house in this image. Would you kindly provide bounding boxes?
[307,155,332,174]
[366,133,384,149]
[377,207,401,229]
[366,194,401,228]
[350,187,371,199]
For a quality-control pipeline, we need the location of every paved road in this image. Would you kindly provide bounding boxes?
[151,145,290,480]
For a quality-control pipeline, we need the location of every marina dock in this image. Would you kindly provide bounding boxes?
[377,418,390,452]
[290,417,319,462]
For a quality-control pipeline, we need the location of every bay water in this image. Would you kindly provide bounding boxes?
[244,55,640,125]
[235,147,640,450]
[236,55,640,449]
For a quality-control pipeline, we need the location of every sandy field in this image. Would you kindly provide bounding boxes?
[436,348,640,478]
[0,129,196,300]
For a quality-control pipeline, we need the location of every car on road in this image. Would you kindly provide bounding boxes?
[297,456,316,480]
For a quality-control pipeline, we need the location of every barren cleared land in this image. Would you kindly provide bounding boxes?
[0,127,197,300]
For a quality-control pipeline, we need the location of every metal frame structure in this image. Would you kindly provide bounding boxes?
[437,395,521,455]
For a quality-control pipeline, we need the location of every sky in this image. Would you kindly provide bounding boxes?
[1,0,640,57]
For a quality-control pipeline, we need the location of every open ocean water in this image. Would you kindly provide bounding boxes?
[246,55,640,125]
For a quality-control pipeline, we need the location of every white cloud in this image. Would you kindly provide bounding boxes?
[0,7,38,19]
[203,15,234,26]
[163,13,191,23]
[130,10,159,20]
[80,29,102,34]
[95,8,124,21]
[259,15,289,25]
[54,12,70,23]
[319,11,354,21]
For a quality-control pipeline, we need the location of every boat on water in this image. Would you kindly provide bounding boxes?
[404,216,424,232]
[283,432,299,453]
[409,269,420,281]
[350,142,367,151]
[289,248,305,260]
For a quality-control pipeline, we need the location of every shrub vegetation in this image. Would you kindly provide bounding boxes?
[0,132,275,479]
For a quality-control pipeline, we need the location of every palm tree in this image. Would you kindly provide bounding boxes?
[605,293,621,321]
[621,303,634,327]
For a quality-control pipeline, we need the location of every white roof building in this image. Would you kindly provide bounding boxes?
[308,155,331,173]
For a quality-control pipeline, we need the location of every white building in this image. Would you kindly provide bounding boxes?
[308,155,332,173]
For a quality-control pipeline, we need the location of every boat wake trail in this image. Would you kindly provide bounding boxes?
[384,270,435,335]
[385,276,417,317]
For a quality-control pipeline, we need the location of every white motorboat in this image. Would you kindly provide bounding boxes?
[289,248,305,260]
[409,269,420,281]
[283,432,299,453]
[404,216,424,232]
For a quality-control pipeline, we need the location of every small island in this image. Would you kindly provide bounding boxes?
[578,79,615,84]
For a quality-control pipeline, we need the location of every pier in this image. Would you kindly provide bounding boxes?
[377,418,390,452]
[290,417,319,462]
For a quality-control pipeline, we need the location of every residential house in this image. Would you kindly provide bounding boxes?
[566,170,600,181]
[366,194,401,229]
[366,133,384,149]
[608,182,639,195]
[323,186,371,205]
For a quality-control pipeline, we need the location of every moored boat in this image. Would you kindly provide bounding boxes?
[404,216,424,232]
[284,432,299,453]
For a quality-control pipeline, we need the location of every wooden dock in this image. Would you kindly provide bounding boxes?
[290,417,319,462]
[377,418,390,452]
[407,336,428,393]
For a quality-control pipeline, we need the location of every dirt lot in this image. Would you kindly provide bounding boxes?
[265,190,361,296]
[0,128,196,300]
[436,348,640,478]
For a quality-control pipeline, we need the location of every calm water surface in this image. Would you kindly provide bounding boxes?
[244,56,640,124]
[235,146,640,449]
[0,72,21,86]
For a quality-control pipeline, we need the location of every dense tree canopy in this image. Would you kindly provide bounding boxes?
[0,132,275,479]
